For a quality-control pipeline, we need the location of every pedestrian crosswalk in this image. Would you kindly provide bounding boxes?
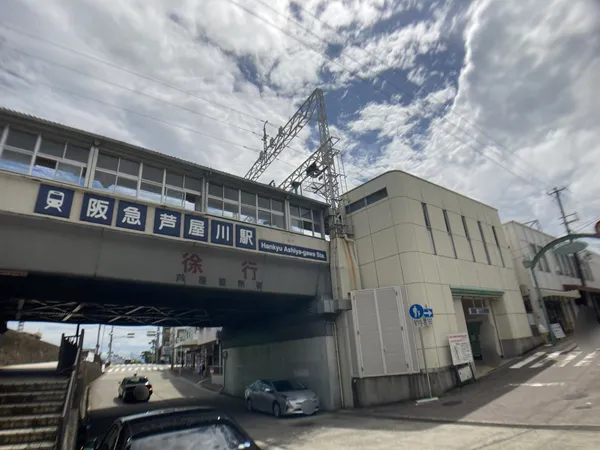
[510,348,600,370]
[105,364,170,373]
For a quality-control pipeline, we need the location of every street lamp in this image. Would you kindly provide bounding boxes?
[523,258,555,346]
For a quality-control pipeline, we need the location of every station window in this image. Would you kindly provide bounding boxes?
[0,128,38,175]
[478,221,491,265]
[290,204,323,238]
[93,151,202,210]
[421,203,437,255]
[207,182,286,230]
[443,209,457,258]
[0,127,90,186]
[491,226,505,267]
[462,216,476,261]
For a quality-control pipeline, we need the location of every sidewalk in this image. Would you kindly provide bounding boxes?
[171,367,224,393]
[342,338,598,429]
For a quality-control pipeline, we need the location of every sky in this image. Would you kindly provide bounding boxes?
[2,0,600,353]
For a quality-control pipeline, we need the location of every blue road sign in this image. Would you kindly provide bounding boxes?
[409,304,424,320]
[423,308,434,318]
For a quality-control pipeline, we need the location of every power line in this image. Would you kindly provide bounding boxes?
[284,0,550,187]
[573,215,600,233]
[4,44,264,138]
[0,78,293,161]
[0,22,279,130]
[227,0,545,191]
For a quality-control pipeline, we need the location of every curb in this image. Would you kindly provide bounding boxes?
[350,411,600,432]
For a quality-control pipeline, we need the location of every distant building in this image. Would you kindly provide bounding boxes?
[503,221,600,336]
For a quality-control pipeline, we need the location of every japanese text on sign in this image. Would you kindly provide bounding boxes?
[448,333,474,366]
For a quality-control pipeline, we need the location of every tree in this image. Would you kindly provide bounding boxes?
[140,350,155,364]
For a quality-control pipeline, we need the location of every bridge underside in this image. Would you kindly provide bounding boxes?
[0,273,312,327]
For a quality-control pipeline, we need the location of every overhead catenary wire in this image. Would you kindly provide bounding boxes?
[283,0,551,188]
[0,22,281,130]
[243,0,550,191]
[226,0,546,192]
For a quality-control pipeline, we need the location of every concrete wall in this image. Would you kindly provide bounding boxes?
[343,171,532,375]
[0,171,330,297]
[223,335,340,411]
[0,329,59,365]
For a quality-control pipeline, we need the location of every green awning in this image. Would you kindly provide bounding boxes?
[450,286,505,298]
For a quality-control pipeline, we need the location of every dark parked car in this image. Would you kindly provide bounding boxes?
[80,407,261,450]
[117,375,153,402]
[244,379,319,417]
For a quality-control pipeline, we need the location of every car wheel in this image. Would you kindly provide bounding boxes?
[272,402,281,418]
[246,398,253,412]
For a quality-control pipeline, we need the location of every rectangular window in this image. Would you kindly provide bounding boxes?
[421,203,437,255]
[26,135,89,186]
[345,188,388,214]
[462,216,475,261]
[290,204,323,238]
[0,128,37,175]
[491,226,505,267]
[207,182,239,219]
[478,221,491,265]
[443,210,457,258]
[257,196,285,230]
[583,259,594,281]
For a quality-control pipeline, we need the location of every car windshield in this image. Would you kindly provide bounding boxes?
[129,424,252,450]
[126,377,148,384]
[272,380,306,391]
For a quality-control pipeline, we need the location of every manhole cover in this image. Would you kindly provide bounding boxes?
[442,400,463,407]
[575,405,592,410]
[564,392,588,400]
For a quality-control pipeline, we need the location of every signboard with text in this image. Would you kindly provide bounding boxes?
[32,183,327,263]
[448,333,474,366]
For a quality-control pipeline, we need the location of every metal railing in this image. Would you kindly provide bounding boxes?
[56,329,85,449]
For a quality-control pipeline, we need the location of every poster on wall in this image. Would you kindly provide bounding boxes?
[448,333,474,366]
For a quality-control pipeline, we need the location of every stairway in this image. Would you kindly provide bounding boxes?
[0,376,68,450]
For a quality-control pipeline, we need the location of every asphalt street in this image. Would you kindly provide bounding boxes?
[86,360,600,449]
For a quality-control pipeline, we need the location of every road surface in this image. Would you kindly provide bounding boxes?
[86,362,600,449]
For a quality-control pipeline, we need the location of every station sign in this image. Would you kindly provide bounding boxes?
[32,183,327,262]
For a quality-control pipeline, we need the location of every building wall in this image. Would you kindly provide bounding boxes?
[502,221,600,331]
[344,171,533,373]
[221,316,341,411]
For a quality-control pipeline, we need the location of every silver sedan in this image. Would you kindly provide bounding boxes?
[244,379,319,417]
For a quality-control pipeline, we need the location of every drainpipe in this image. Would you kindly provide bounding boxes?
[331,320,345,408]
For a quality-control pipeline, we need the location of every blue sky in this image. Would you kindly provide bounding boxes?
[1,0,600,353]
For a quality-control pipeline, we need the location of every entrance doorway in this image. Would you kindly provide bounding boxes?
[454,296,503,377]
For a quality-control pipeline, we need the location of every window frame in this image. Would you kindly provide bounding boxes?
[421,203,437,255]
[442,209,457,259]
[462,216,476,262]
[290,203,324,238]
[491,226,505,267]
[477,221,491,265]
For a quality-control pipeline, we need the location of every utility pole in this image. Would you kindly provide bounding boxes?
[548,187,589,303]
[95,324,102,357]
[155,326,160,363]
[107,326,115,363]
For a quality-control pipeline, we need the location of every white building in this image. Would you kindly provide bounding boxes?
[503,221,600,336]
[172,327,222,383]
[338,171,535,405]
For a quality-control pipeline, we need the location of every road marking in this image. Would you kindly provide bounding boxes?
[559,351,582,367]
[510,352,545,369]
[506,382,565,387]
[575,351,597,367]
[530,351,561,368]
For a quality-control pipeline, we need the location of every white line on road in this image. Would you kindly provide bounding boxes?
[530,351,561,368]
[510,352,545,369]
[559,351,582,367]
[506,382,566,387]
[575,351,597,367]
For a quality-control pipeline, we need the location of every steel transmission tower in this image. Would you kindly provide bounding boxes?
[244,88,347,236]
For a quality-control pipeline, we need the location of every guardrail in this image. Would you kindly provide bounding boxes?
[56,329,85,449]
